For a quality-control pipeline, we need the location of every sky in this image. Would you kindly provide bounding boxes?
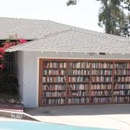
[0,0,103,32]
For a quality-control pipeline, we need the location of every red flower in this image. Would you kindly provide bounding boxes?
[4,43,12,49]
[19,39,27,44]
[0,35,27,70]
[0,47,5,54]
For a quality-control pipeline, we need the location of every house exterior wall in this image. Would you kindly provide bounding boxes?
[20,51,130,108]
[16,51,24,103]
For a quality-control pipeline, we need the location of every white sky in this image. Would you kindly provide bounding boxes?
[0,0,103,32]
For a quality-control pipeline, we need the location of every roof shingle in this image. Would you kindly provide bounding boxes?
[1,17,130,54]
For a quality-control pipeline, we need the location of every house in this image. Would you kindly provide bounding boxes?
[1,17,130,108]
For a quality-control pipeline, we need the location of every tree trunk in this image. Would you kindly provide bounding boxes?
[104,0,112,34]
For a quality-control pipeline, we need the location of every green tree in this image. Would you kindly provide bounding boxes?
[66,0,130,36]
[66,0,77,6]
[98,0,130,36]
[98,0,124,35]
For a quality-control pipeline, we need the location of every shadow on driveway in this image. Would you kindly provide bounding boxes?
[25,104,130,116]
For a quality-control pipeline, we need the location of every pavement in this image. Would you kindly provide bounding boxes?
[25,104,130,130]
[0,109,38,121]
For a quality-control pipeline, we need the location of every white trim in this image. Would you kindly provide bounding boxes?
[6,49,130,55]
[37,56,130,60]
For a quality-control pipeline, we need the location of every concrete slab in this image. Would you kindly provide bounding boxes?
[0,110,39,121]
[25,104,130,130]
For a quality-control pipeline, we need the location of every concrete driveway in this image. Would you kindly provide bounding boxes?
[25,104,130,130]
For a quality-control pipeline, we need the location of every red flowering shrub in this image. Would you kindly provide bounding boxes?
[0,35,27,69]
[19,39,27,44]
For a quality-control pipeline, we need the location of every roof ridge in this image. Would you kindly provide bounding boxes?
[0,17,130,42]
[47,20,130,41]
[44,29,73,39]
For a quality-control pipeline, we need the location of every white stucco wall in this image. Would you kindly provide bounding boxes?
[18,51,130,108]
[16,51,24,102]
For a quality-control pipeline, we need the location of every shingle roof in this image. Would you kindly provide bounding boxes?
[1,17,130,54]
[6,27,130,54]
[0,17,72,39]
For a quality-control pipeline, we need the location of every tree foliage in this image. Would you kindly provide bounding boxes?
[66,0,130,36]
[66,0,77,6]
[98,0,127,35]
